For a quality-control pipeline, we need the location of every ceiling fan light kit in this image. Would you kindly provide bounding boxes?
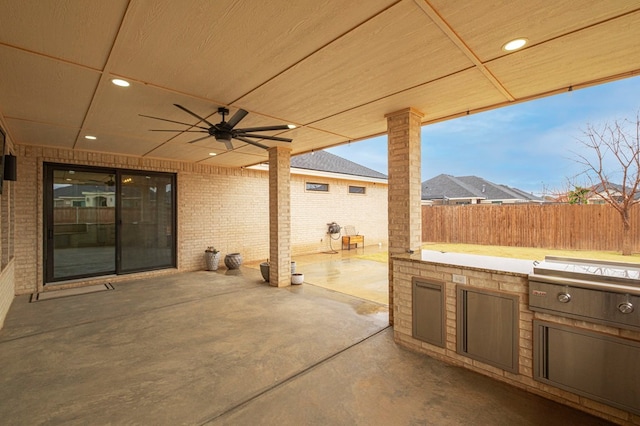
[141,104,295,151]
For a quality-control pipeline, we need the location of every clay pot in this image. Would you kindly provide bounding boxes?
[224,253,243,269]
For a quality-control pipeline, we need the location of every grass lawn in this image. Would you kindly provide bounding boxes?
[358,243,640,264]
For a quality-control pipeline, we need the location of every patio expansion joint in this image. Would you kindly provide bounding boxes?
[303,281,389,307]
[196,325,392,425]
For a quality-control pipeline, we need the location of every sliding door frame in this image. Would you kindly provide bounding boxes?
[44,163,177,284]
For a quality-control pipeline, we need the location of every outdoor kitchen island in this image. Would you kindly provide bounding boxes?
[392,250,640,425]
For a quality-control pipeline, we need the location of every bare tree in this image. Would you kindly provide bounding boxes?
[573,111,640,255]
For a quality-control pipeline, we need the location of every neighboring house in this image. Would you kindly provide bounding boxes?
[587,182,640,205]
[421,174,541,205]
[251,150,388,254]
[54,185,116,207]
[555,182,640,204]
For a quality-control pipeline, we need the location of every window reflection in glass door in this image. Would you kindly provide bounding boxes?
[45,165,176,283]
[119,172,175,273]
[48,168,116,281]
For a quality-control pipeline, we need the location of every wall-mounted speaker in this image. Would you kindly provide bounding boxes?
[3,154,16,181]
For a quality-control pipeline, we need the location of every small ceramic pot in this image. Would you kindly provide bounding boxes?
[205,251,221,271]
[260,262,270,281]
[224,253,243,270]
[291,273,304,285]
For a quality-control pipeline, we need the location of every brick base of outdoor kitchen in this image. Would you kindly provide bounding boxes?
[392,251,640,425]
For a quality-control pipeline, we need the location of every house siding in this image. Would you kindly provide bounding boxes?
[292,175,387,254]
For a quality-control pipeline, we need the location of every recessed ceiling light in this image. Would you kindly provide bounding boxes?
[502,38,528,52]
[111,78,130,87]
[84,135,97,140]
[287,124,296,129]
[209,152,217,156]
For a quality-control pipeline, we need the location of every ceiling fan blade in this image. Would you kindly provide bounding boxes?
[235,135,269,150]
[225,109,248,129]
[241,133,292,142]
[174,104,217,128]
[187,135,214,144]
[224,140,234,150]
[236,125,291,132]
[139,114,209,130]
[150,129,208,132]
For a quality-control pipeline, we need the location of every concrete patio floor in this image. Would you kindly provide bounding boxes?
[0,254,613,425]
[244,245,390,305]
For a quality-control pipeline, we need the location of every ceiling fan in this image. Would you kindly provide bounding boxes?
[141,104,295,150]
[86,174,115,186]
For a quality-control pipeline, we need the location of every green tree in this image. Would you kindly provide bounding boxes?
[567,186,589,205]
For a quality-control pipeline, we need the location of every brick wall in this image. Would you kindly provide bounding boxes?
[0,128,16,326]
[11,145,388,295]
[13,151,38,294]
[291,174,388,254]
[392,256,640,425]
[0,260,14,328]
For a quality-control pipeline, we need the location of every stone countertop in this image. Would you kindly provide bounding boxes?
[394,250,535,276]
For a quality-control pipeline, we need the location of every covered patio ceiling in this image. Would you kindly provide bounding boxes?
[0,0,639,169]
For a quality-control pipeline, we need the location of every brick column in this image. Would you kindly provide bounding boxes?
[386,107,424,325]
[268,146,292,287]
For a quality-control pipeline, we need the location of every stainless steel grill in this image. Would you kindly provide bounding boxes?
[528,256,640,331]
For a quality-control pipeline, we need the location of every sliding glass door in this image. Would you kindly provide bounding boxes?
[45,164,175,283]
[46,167,116,281]
[119,172,175,273]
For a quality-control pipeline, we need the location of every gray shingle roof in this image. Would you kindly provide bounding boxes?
[54,184,112,197]
[422,174,540,202]
[291,150,387,180]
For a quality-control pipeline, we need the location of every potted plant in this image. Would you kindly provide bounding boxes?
[205,246,221,271]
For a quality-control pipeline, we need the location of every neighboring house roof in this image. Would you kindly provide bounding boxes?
[421,174,541,202]
[589,181,640,200]
[291,150,387,180]
[54,184,113,197]
[422,174,483,201]
[54,184,147,198]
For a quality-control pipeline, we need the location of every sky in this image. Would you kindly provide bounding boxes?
[326,75,640,197]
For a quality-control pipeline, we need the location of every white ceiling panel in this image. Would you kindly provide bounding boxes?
[108,0,396,104]
[428,0,640,62]
[83,80,223,140]
[313,69,508,137]
[488,11,640,99]
[200,149,267,168]
[0,0,638,168]
[141,139,223,163]
[74,133,162,157]
[0,0,128,69]
[0,46,100,128]
[281,126,347,155]
[5,119,77,149]
[238,0,473,124]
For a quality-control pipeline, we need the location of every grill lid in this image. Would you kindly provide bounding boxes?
[532,256,640,287]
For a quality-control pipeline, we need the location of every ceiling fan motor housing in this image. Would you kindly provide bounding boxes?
[214,130,232,142]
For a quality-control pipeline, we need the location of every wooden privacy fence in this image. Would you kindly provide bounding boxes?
[422,204,640,252]
[54,207,115,224]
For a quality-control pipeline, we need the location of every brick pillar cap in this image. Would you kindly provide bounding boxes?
[385,107,425,119]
